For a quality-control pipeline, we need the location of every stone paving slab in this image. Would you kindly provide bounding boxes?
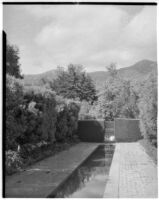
[104,142,158,198]
[5,142,99,197]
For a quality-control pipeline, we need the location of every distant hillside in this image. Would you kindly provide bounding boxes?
[24,59,157,89]
[24,69,57,86]
[89,59,157,89]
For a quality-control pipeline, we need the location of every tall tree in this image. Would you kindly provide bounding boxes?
[106,62,118,78]
[6,42,23,79]
[51,64,97,103]
[99,63,139,120]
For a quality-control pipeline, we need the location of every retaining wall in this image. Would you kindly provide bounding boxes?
[115,118,142,142]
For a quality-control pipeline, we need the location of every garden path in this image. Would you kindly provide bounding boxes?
[104,142,158,198]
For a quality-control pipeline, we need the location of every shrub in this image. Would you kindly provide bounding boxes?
[55,96,80,141]
[21,86,57,143]
[55,102,68,141]
[67,101,80,137]
[78,100,98,120]
[6,150,23,175]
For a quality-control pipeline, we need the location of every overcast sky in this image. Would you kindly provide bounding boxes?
[3,4,157,74]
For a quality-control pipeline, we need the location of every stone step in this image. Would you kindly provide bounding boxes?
[105,132,115,136]
[106,128,114,132]
[105,121,114,128]
[105,133,115,137]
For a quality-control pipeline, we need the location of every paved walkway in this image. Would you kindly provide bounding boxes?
[5,142,99,197]
[104,142,158,198]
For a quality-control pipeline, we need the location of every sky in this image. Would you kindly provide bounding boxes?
[3,4,157,74]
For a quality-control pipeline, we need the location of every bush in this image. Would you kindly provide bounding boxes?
[67,101,80,137]
[18,86,58,144]
[78,100,98,120]
[6,81,81,148]
[55,101,68,141]
[6,150,23,175]
[55,96,80,141]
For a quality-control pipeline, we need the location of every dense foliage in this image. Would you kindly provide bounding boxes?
[55,96,80,141]
[6,75,24,150]
[138,72,157,146]
[6,42,23,79]
[79,63,157,147]
[6,74,80,174]
[6,77,80,150]
[89,64,139,121]
[51,64,97,103]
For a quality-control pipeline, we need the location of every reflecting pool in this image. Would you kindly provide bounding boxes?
[49,144,115,198]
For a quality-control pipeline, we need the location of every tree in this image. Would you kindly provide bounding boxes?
[98,63,139,120]
[118,80,139,118]
[51,64,97,103]
[106,62,118,78]
[6,42,23,79]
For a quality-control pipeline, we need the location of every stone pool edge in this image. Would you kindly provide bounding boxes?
[47,143,100,197]
[5,143,101,198]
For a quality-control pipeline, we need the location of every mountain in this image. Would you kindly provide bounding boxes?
[88,60,157,89]
[24,69,57,86]
[24,59,157,89]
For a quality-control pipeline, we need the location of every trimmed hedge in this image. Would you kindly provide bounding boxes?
[77,120,105,142]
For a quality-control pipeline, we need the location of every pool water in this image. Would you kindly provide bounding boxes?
[49,144,115,198]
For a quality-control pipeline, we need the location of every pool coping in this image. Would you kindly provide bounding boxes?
[47,143,100,197]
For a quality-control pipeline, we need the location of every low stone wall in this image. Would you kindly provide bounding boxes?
[77,120,105,142]
[115,118,142,142]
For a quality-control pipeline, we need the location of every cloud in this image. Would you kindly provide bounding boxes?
[33,6,128,70]
[4,5,157,74]
[122,6,156,47]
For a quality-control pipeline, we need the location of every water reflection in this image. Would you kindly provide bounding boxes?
[49,145,115,198]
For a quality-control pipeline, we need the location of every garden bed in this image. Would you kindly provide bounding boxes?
[6,137,80,176]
